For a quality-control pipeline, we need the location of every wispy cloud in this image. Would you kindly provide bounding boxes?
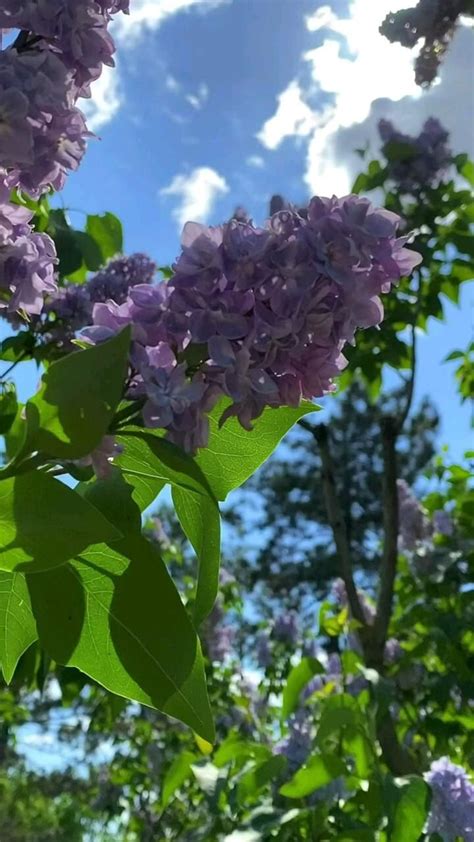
[165,73,181,93]
[257,80,317,151]
[160,166,229,230]
[186,82,209,110]
[246,154,265,168]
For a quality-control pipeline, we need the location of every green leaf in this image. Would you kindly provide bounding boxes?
[282,657,325,719]
[27,328,130,459]
[0,383,18,435]
[0,571,37,683]
[391,777,430,842]
[119,430,216,499]
[172,487,221,625]
[161,750,196,808]
[460,159,474,187]
[237,755,287,804]
[27,533,214,741]
[213,736,271,769]
[0,333,35,363]
[118,430,221,622]
[115,433,166,512]
[0,472,121,573]
[86,213,123,261]
[195,401,320,500]
[78,470,142,535]
[317,694,361,742]
[280,754,346,798]
[74,231,104,272]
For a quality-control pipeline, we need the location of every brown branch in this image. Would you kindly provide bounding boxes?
[373,416,399,653]
[299,420,367,628]
[376,712,418,776]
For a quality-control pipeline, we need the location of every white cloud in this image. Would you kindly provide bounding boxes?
[113,0,229,46]
[160,166,229,230]
[257,80,317,151]
[256,0,474,199]
[305,4,338,32]
[165,73,181,92]
[84,0,227,130]
[82,64,122,131]
[186,82,209,110]
[246,154,265,168]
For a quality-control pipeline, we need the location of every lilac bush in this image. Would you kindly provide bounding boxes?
[84,196,420,451]
[379,117,451,192]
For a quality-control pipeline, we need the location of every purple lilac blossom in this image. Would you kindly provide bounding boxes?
[43,253,156,340]
[433,509,454,536]
[0,48,89,196]
[75,435,122,480]
[255,631,272,669]
[331,577,375,624]
[378,117,451,192]
[397,479,431,550]
[276,709,313,770]
[426,757,474,841]
[0,1,128,97]
[273,611,299,644]
[0,182,57,314]
[84,196,420,452]
[384,637,403,664]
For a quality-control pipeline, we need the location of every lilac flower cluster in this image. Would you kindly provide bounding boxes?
[397,479,453,551]
[0,182,56,314]
[0,1,127,314]
[0,0,129,97]
[426,757,474,841]
[85,196,421,451]
[273,611,299,644]
[75,435,122,480]
[378,117,451,192]
[44,253,156,340]
[276,709,313,770]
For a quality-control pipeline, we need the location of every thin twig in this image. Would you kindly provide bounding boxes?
[1,352,27,380]
[299,419,367,627]
[373,415,399,652]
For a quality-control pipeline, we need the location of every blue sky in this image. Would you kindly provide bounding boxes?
[5,0,474,456]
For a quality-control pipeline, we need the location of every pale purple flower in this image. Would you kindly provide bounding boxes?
[384,637,403,664]
[0,186,57,314]
[426,757,474,841]
[397,479,431,550]
[255,631,272,669]
[276,710,313,770]
[273,611,299,644]
[75,435,122,480]
[83,195,420,452]
[433,510,454,537]
[88,254,156,304]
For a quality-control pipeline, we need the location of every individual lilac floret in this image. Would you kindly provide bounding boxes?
[378,117,451,192]
[425,757,474,841]
[397,479,431,550]
[273,611,299,644]
[0,185,57,314]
